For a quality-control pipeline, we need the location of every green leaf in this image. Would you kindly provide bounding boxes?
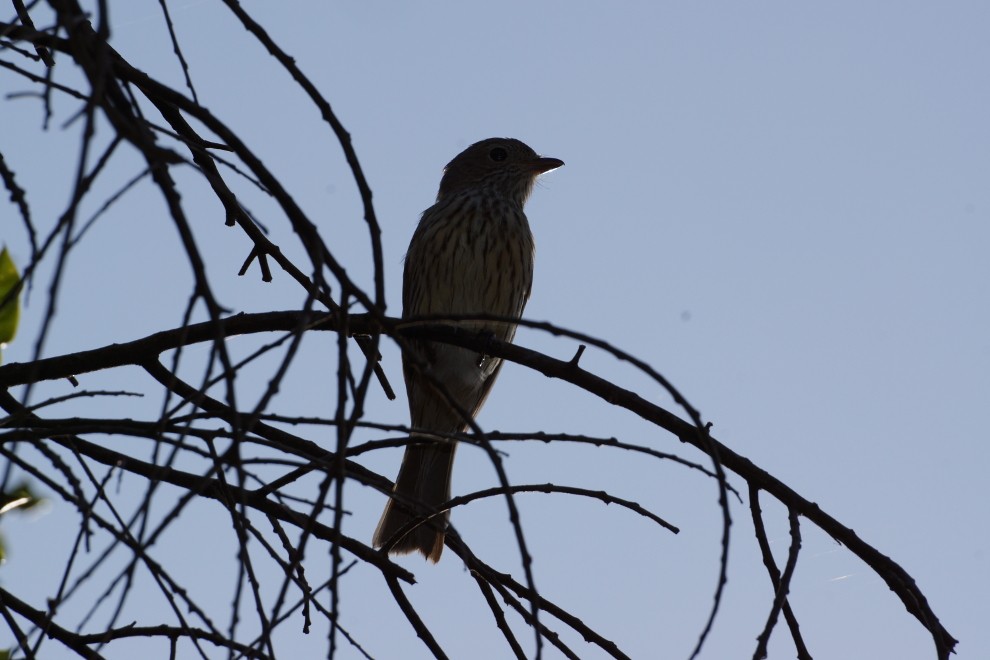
[0,246,20,348]
[0,483,43,515]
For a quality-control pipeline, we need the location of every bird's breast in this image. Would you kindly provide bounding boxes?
[403,197,535,331]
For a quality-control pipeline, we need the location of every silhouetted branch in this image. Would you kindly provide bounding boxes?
[0,3,955,659]
[750,485,812,659]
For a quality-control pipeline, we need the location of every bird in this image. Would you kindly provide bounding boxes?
[372,137,563,562]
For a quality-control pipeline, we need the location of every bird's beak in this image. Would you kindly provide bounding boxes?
[528,156,564,174]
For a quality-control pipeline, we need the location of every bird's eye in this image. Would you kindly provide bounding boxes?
[488,147,508,162]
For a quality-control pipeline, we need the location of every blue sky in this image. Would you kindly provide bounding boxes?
[2,2,987,658]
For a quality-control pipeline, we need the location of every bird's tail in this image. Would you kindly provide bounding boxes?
[372,439,456,562]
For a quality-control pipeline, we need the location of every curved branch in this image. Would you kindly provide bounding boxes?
[0,309,958,657]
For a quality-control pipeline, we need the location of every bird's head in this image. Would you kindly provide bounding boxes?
[437,137,563,206]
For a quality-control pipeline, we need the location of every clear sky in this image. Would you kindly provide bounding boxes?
[2,2,988,658]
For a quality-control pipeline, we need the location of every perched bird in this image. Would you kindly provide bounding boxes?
[373,138,563,562]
